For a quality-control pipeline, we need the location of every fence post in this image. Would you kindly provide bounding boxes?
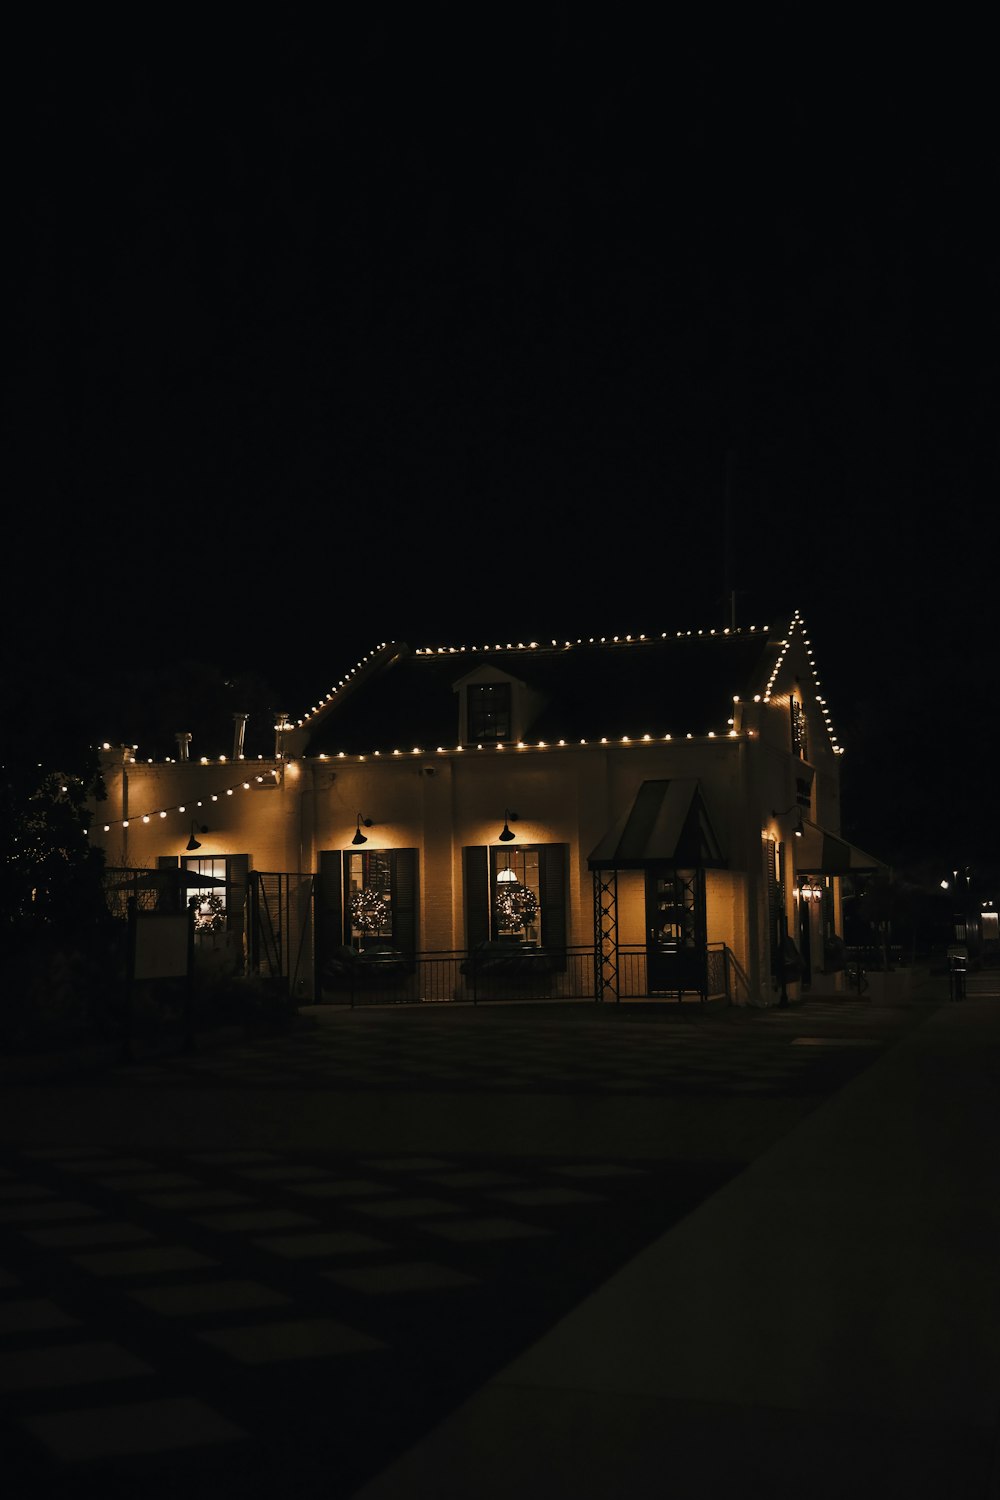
[122,898,136,1063]
[248,873,259,977]
[182,899,197,1054]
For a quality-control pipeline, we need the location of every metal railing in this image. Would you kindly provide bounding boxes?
[322,943,743,1008]
[98,876,747,1009]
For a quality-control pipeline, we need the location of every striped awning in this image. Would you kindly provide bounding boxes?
[588,779,727,871]
[797,819,886,874]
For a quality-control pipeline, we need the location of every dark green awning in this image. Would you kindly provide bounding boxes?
[797,819,886,874]
[588,779,726,871]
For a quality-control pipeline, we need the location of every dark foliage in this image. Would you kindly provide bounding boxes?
[1,745,108,953]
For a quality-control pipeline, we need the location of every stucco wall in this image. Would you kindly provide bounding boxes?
[91,728,811,1005]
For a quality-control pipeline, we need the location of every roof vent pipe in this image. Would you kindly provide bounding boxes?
[232,713,248,760]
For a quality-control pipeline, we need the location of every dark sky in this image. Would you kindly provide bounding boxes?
[9,18,998,876]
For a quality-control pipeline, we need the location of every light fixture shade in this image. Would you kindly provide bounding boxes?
[794,811,804,837]
[352,814,372,846]
[498,808,518,842]
[186,820,206,851]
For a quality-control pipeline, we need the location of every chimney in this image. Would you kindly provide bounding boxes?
[232,713,249,759]
[175,733,192,762]
[274,712,289,760]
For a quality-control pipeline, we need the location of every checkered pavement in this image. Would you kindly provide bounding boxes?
[0,997,925,1497]
[101,1002,891,1097]
[1,1140,738,1497]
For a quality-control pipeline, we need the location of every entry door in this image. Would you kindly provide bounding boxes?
[797,890,812,985]
[646,868,707,995]
[797,885,823,987]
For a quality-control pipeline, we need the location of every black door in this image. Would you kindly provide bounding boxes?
[646,867,707,995]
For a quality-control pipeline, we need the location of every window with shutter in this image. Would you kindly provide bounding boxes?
[464,844,568,967]
[339,849,418,955]
[180,853,249,938]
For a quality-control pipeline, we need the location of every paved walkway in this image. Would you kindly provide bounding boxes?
[353,978,1000,1500]
[1,974,997,1498]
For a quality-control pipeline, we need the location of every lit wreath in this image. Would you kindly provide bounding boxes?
[194,892,225,934]
[496,882,538,933]
[350,887,389,936]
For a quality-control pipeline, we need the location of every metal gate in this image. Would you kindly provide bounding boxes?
[249,872,317,999]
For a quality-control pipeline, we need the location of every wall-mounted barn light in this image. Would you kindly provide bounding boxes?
[498,809,518,842]
[186,821,208,851]
[352,814,373,846]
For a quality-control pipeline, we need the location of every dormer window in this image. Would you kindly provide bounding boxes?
[455,664,545,746]
[468,682,511,743]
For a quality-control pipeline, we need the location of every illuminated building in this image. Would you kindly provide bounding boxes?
[89,610,884,1005]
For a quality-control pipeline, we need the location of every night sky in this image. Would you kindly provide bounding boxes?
[9,18,998,879]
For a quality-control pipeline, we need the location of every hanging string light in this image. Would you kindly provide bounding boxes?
[92,615,842,831]
[89,774,274,833]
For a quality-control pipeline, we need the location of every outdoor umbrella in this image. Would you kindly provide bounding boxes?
[108,870,234,890]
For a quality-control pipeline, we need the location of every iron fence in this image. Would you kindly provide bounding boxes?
[321,943,742,1008]
[101,873,745,1008]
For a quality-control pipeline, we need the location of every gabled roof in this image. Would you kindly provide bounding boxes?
[298,615,816,758]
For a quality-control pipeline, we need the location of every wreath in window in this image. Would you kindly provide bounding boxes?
[349,887,389,938]
[194,892,226,934]
[496,881,538,934]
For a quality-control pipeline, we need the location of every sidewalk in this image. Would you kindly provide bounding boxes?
[350,978,1000,1500]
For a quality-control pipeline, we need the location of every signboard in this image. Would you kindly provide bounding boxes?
[132,912,191,980]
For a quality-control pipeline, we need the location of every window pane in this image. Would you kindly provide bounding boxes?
[347,850,394,944]
[469,683,510,742]
[183,857,228,930]
[492,847,541,943]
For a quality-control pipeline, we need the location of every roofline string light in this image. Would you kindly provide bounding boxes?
[292,626,769,730]
[759,610,842,756]
[96,615,840,788]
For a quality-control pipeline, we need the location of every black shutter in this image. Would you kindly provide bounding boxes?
[227,854,250,942]
[767,840,786,981]
[317,850,344,953]
[539,843,568,968]
[393,850,418,956]
[464,846,490,953]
